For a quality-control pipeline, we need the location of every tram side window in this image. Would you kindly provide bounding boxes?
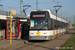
[60,22,62,28]
[54,20,58,29]
[51,19,58,29]
[57,21,59,28]
[46,12,50,29]
[61,22,63,28]
[63,23,64,28]
[65,23,67,27]
[66,23,67,28]
[49,18,53,30]
[66,23,67,27]
[51,19,55,30]
[51,19,53,30]
[59,21,61,28]
[65,23,66,27]
[60,22,61,27]
[64,23,65,28]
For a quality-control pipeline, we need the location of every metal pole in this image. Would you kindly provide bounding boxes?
[69,17,71,29]
[61,13,62,19]
[53,5,62,38]
[36,0,38,10]
[56,10,57,28]
[10,10,12,44]
[20,0,22,15]
[53,10,57,39]
[74,16,75,29]
[61,13,62,28]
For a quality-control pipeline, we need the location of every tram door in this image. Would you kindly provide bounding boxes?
[6,19,19,39]
[20,19,29,38]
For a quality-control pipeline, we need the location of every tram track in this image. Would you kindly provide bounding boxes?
[28,40,53,50]
[28,35,63,50]
[15,38,58,50]
[7,40,53,50]
[16,40,51,50]
[7,34,64,50]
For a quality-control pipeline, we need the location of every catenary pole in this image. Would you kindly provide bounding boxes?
[36,0,38,10]
[20,0,22,15]
[74,16,75,29]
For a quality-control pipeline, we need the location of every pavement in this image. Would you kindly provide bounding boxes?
[0,35,29,50]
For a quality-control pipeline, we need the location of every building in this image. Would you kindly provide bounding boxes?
[68,22,74,29]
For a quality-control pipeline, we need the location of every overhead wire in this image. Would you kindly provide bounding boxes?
[0,5,4,11]
[15,0,30,3]
[0,4,4,11]
[51,0,60,15]
[31,6,35,10]
[52,0,58,5]
[60,9,68,17]
[60,9,70,21]
[15,0,20,3]
[24,0,30,2]
[52,0,68,20]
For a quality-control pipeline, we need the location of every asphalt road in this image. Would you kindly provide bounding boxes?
[7,31,75,50]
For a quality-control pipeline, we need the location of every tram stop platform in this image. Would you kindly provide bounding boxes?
[0,35,29,50]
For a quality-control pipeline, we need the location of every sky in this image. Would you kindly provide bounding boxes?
[0,0,75,23]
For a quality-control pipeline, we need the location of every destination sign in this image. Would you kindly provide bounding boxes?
[33,15,45,17]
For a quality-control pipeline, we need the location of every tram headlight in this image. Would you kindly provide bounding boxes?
[44,33,47,34]
[31,33,33,34]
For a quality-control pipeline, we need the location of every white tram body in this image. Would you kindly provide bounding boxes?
[29,9,68,40]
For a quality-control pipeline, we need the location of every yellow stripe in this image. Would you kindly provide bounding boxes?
[63,29,64,34]
[54,30,55,37]
[36,31,40,36]
[53,30,55,39]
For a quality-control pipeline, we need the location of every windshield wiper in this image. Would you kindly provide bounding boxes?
[38,19,48,31]
[38,24,47,31]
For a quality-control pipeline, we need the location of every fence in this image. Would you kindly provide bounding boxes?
[0,29,5,40]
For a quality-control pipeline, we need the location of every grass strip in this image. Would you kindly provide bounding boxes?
[60,33,75,50]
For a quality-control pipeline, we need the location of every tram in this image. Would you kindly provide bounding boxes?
[29,9,68,40]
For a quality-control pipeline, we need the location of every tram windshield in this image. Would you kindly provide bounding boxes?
[30,11,48,30]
